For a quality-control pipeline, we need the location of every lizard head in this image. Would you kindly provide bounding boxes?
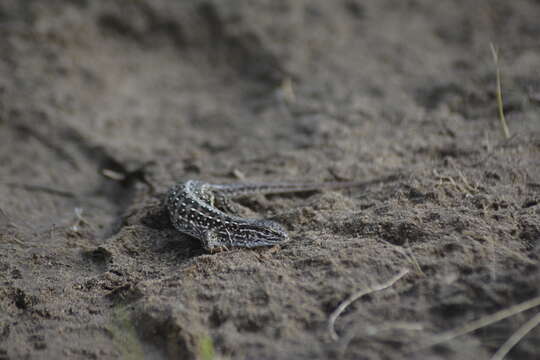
[240,219,290,248]
[204,219,289,251]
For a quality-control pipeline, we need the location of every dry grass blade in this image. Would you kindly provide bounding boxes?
[414,295,540,350]
[490,43,510,139]
[328,268,409,340]
[490,312,540,360]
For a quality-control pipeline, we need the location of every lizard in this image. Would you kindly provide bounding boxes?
[165,176,399,252]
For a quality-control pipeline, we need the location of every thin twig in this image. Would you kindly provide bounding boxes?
[328,268,409,340]
[433,169,470,195]
[4,182,76,198]
[413,295,540,350]
[490,312,540,360]
[490,43,510,139]
[386,241,424,276]
[448,158,477,193]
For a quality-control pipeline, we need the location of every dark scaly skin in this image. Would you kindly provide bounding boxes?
[166,176,399,251]
[166,180,290,251]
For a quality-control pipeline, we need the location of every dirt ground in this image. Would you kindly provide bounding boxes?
[1,1,539,359]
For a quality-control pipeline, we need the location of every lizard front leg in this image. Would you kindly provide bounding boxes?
[202,228,229,253]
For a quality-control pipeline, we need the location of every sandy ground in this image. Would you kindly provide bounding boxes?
[1,1,540,359]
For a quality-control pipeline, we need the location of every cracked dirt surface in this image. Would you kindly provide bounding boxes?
[1,1,539,359]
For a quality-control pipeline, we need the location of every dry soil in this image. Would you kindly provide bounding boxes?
[1,1,540,359]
